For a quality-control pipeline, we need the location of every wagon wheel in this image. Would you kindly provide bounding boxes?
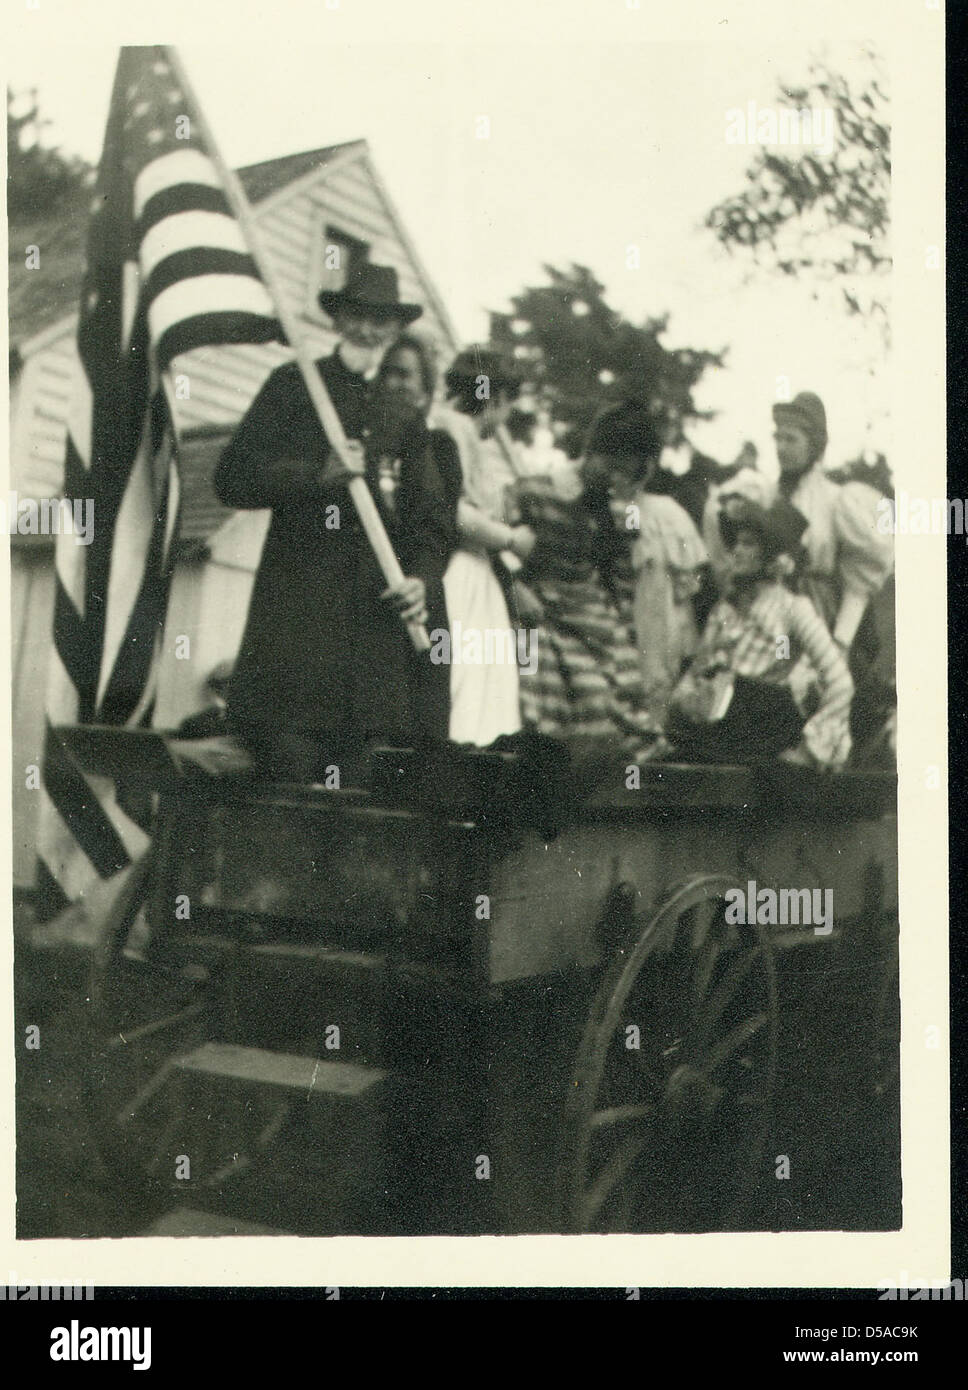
[84,847,219,1210]
[562,875,778,1233]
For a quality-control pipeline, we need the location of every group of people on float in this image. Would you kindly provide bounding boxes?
[215,260,895,782]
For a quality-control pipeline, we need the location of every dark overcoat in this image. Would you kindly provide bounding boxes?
[214,352,456,755]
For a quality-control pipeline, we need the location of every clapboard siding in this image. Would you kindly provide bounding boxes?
[12,337,80,500]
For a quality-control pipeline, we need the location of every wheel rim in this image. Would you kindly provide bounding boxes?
[563,876,778,1233]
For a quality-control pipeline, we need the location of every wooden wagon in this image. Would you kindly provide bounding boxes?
[61,727,899,1236]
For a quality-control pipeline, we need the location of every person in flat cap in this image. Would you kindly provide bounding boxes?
[772,390,893,656]
[663,495,854,769]
[214,262,457,780]
[771,388,896,760]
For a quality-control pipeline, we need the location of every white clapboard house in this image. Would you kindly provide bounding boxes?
[9,140,458,889]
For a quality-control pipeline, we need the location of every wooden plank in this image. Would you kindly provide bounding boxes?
[175,1043,388,1099]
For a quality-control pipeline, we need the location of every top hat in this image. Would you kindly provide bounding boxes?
[318,262,423,325]
[719,496,808,562]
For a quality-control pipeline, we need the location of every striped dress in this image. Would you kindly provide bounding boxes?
[512,480,660,752]
[695,582,855,769]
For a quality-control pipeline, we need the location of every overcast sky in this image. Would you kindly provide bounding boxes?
[7,37,889,466]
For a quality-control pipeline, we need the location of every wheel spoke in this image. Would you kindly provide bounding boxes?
[691,934,722,1007]
[566,878,778,1234]
[577,1126,654,1230]
[590,1103,657,1130]
[687,897,719,952]
[115,1058,178,1128]
[704,1013,769,1074]
[107,1000,208,1049]
[694,951,758,1050]
[205,1152,252,1187]
[143,1109,186,1177]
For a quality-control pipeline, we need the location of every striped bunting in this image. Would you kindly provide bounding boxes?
[37,45,282,917]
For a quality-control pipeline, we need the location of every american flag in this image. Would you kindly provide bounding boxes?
[37,45,282,915]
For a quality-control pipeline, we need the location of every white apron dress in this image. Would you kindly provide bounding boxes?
[432,409,522,746]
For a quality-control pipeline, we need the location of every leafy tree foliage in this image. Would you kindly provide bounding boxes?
[7,87,94,221]
[489,263,724,458]
[704,52,890,337]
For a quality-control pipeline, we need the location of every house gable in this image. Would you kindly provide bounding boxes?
[10,140,458,544]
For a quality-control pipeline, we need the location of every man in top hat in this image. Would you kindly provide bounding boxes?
[214,262,457,780]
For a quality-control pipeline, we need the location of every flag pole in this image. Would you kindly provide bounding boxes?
[164,46,431,653]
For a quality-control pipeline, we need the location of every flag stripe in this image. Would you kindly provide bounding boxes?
[52,581,92,709]
[133,147,222,217]
[95,391,171,712]
[140,208,247,277]
[143,247,263,313]
[62,436,92,511]
[37,793,100,903]
[148,272,277,346]
[35,856,72,921]
[157,310,284,372]
[42,727,132,879]
[65,375,94,470]
[97,465,177,721]
[137,181,231,239]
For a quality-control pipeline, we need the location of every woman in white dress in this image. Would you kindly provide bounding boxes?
[431,347,537,746]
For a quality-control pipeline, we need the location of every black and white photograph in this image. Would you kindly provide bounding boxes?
[2,0,948,1296]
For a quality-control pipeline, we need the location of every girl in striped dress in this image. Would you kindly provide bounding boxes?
[508,470,661,756]
[664,498,854,769]
[577,402,710,724]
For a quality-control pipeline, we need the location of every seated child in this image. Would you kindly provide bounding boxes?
[661,498,854,770]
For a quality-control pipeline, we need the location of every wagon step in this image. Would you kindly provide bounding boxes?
[168,1043,392,1234]
[174,1041,387,1098]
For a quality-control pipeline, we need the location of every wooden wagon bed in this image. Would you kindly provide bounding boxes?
[52,725,899,1236]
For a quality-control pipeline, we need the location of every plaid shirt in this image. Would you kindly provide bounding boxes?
[697,582,854,768]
